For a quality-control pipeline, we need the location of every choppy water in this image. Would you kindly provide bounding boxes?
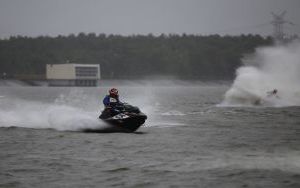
[1,83,300,188]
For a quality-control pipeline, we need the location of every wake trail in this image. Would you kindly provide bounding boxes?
[0,98,103,131]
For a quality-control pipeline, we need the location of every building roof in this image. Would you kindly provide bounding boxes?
[48,63,99,67]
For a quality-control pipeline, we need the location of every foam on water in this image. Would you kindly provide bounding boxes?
[222,42,300,107]
[0,97,103,131]
[161,110,186,116]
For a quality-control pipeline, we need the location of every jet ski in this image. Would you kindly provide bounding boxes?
[84,103,147,133]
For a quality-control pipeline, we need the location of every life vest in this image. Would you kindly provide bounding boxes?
[103,95,120,107]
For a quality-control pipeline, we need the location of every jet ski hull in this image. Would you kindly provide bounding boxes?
[105,113,147,132]
[83,113,147,133]
[83,103,147,133]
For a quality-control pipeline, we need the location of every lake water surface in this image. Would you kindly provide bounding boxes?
[1,82,300,188]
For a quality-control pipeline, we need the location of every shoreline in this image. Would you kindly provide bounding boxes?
[0,79,232,87]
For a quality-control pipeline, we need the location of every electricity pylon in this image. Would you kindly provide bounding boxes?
[271,11,294,41]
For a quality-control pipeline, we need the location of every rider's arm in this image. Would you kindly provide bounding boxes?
[103,96,110,107]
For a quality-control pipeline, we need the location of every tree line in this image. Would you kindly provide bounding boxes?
[0,33,273,80]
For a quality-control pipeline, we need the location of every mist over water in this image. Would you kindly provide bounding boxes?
[222,42,300,107]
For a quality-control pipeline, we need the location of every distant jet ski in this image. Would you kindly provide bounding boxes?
[83,103,147,133]
[252,89,281,105]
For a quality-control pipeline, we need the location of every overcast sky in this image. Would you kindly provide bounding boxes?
[0,0,299,38]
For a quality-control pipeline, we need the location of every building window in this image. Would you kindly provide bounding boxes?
[75,66,98,77]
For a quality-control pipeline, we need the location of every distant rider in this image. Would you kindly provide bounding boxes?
[100,88,123,118]
[267,89,279,98]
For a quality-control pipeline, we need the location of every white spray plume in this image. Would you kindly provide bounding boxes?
[0,97,102,131]
[222,42,300,107]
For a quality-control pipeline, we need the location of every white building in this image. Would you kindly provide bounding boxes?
[46,64,100,86]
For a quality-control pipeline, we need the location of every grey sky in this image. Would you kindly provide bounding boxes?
[0,0,299,38]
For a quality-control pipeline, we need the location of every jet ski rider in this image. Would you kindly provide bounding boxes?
[101,88,123,118]
[267,89,279,98]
